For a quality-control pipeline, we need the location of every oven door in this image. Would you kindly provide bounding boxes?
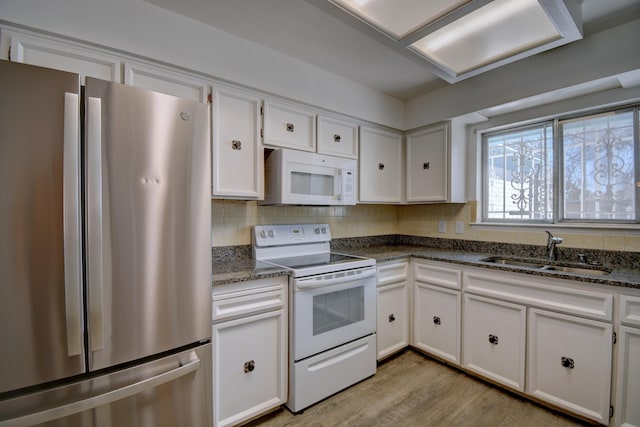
[292,267,376,361]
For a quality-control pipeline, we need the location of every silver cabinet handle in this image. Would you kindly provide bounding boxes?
[63,92,82,357]
[378,163,385,170]
[286,122,294,132]
[433,316,441,325]
[488,334,499,345]
[87,96,104,351]
[561,356,575,369]
[423,162,430,170]
[0,353,201,427]
[243,360,255,373]
[333,134,341,142]
[232,140,242,150]
[388,314,396,323]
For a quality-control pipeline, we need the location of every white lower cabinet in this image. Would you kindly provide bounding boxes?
[211,278,287,427]
[616,326,640,427]
[615,294,640,427]
[377,281,409,360]
[376,261,410,360]
[412,260,462,365]
[527,308,612,424]
[414,282,461,364]
[463,293,526,391]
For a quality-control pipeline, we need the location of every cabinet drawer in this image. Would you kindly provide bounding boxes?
[377,261,409,286]
[263,99,316,152]
[463,271,612,321]
[414,261,461,290]
[317,114,358,159]
[212,279,286,322]
[619,294,640,327]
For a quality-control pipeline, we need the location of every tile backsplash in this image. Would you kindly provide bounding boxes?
[212,200,640,252]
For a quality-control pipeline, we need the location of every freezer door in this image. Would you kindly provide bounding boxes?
[0,343,212,427]
[84,78,211,370]
[0,60,84,393]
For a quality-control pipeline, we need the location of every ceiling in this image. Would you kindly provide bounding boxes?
[144,0,640,100]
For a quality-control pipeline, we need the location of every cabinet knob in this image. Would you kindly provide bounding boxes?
[286,123,294,132]
[333,134,341,142]
[378,163,385,170]
[561,356,575,369]
[433,316,441,325]
[423,162,430,170]
[388,314,396,322]
[488,334,499,345]
[243,360,255,373]
[232,140,242,150]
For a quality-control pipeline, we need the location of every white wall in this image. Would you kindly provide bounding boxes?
[0,0,405,129]
[405,19,640,130]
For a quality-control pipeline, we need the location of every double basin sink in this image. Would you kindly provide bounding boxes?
[482,256,611,276]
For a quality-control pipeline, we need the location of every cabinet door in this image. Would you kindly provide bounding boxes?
[359,125,403,203]
[317,114,358,159]
[406,123,449,202]
[463,294,526,391]
[212,309,287,427]
[123,61,208,103]
[5,29,122,84]
[377,281,409,360]
[414,282,461,364]
[527,308,612,424]
[263,99,316,151]
[615,325,640,427]
[211,86,263,199]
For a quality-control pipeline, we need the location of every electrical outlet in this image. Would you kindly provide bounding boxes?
[455,221,464,234]
[438,220,446,233]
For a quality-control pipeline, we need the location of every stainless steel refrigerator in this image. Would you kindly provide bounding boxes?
[0,59,212,426]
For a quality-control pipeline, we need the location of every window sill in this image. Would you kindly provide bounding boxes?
[470,222,640,235]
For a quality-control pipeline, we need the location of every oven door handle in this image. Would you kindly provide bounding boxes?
[295,267,376,289]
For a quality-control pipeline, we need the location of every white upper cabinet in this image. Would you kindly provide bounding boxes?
[2,29,122,84]
[123,61,208,103]
[405,121,465,203]
[317,114,358,159]
[359,125,403,203]
[211,85,263,199]
[263,99,316,152]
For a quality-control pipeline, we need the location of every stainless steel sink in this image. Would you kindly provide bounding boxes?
[481,257,611,276]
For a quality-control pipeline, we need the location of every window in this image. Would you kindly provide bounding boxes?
[482,106,639,224]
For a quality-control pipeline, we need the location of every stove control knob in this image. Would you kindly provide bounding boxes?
[321,227,327,234]
[315,228,321,235]
[260,230,267,238]
[268,230,274,238]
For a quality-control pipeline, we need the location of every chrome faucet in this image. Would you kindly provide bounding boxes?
[545,231,563,261]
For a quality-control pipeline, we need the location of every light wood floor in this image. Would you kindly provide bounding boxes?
[246,350,589,427]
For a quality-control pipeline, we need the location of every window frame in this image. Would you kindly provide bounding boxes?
[481,104,640,225]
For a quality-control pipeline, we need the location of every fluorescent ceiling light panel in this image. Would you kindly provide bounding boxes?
[330,0,471,39]
[410,0,561,74]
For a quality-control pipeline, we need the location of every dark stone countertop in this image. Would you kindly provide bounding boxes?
[335,245,640,290]
[212,243,640,290]
[212,258,289,287]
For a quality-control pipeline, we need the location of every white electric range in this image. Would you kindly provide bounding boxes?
[253,224,377,413]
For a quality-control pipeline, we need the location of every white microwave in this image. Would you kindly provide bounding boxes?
[262,149,356,205]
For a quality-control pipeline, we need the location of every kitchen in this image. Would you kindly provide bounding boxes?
[1,0,640,426]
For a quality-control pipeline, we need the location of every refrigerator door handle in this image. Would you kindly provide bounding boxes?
[87,96,104,351]
[63,92,83,357]
[0,352,201,427]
